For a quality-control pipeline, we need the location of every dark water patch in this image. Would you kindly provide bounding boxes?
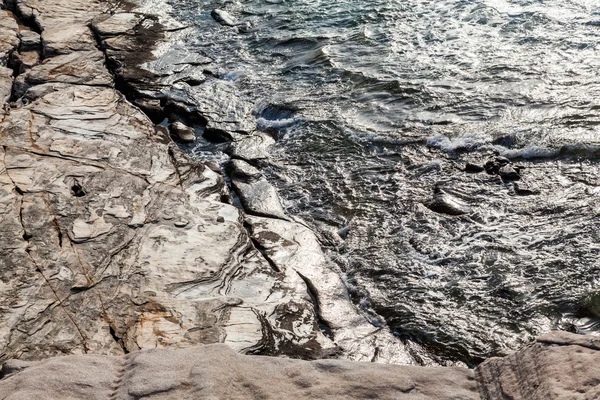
[166,0,600,364]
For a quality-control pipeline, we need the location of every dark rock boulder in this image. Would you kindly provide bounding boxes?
[426,186,471,216]
[465,162,485,173]
[169,121,196,143]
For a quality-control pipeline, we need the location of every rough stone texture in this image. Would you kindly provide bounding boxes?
[0,66,12,104]
[247,216,421,364]
[0,0,342,363]
[168,121,195,143]
[3,331,600,398]
[17,30,40,50]
[0,344,479,399]
[0,0,427,368]
[13,50,112,98]
[10,50,40,74]
[229,132,276,163]
[167,79,257,137]
[90,11,256,138]
[0,9,19,65]
[10,0,105,57]
[229,159,289,220]
[476,331,600,399]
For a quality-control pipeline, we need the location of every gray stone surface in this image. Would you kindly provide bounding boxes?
[0,344,479,399]
[18,30,40,50]
[476,331,600,399]
[169,121,196,143]
[0,9,19,65]
[0,66,12,104]
[90,10,256,138]
[229,159,289,220]
[229,132,276,163]
[167,79,257,136]
[211,9,238,27]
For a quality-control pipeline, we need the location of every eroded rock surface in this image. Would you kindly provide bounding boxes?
[476,331,600,399]
[3,331,600,399]
[0,9,19,64]
[0,0,342,363]
[0,344,479,399]
[90,10,256,139]
[0,0,425,368]
[229,160,289,220]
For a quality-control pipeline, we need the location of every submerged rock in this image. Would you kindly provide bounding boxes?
[169,121,196,143]
[484,156,511,175]
[426,187,471,216]
[512,182,539,196]
[211,9,238,27]
[483,156,522,182]
[464,162,485,173]
[498,165,521,182]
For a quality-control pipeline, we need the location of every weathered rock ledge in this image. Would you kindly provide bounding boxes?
[1,331,599,399]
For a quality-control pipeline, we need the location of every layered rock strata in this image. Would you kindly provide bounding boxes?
[0,0,419,365]
[477,331,600,399]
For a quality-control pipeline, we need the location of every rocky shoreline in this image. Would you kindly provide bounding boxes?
[1,0,600,398]
[0,0,418,365]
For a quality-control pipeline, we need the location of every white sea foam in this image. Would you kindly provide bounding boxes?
[427,134,493,152]
[257,117,298,130]
[427,134,600,159]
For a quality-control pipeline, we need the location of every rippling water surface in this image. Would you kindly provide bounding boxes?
[167,0,600,364]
